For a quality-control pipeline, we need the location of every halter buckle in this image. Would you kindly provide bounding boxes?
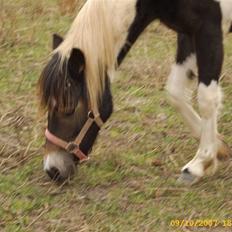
[66,142,79,153]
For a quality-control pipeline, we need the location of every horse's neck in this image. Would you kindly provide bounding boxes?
[111,0,178,65]
[107,0,138,58]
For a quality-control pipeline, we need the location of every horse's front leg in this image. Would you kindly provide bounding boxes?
[167,33,231,165]
[180,23,224,184]
[166,33,200,138]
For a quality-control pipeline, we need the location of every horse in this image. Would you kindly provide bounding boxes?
[39,0,232,184]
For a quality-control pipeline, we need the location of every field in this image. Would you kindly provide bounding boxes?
[1,0,232,231]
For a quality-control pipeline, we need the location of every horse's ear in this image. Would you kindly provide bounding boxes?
[53,34,63,49]
[68,48,85,79]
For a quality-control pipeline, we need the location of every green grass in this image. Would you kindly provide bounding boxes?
[1,0,232,231]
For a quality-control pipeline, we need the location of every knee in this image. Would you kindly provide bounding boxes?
[167,55,197,105]
[197,81,222,118]
[166,65,188,105]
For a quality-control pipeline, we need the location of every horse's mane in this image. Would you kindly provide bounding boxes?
[53,0,115,112]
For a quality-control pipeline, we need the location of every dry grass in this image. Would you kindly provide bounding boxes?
[58,0,85,15]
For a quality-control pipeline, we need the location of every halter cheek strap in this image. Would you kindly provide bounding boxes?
[45,111,104,163]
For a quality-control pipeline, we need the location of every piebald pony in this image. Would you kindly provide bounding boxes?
[39,0,232,184]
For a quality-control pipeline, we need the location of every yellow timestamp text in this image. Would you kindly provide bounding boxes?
[170,219,232,228]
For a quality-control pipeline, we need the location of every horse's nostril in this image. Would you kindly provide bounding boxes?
[183,168,190,174]
[46,167,61,181]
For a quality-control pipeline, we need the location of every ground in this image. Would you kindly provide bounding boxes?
[1,0,232,231]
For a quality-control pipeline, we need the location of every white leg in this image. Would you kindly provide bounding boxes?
[181,81,222,182]
[166,56,231,162]
[166,54,202,138]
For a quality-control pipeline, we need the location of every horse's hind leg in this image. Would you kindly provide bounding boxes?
[180,23,224,184]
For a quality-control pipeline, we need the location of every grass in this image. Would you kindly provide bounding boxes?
[1,0,232,231]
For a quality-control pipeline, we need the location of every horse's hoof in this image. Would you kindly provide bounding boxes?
[177,168,200,186]
[217,138,232,161]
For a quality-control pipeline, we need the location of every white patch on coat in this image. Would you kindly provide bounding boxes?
[215,0,232,21]
[166,54,197,99]
[166,54,201,138]
[108,0,137,57]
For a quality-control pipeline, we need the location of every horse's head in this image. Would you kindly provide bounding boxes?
[39,34,113,181]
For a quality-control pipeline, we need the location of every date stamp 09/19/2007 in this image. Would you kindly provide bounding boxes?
[170,219,232,228]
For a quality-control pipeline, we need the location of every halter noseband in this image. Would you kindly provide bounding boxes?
[45,110,104,163]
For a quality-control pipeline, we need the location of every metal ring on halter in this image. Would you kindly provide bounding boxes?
[88,111,95,119]
[66,142,79,153]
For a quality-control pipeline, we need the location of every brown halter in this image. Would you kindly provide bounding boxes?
[45,109,104,163]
